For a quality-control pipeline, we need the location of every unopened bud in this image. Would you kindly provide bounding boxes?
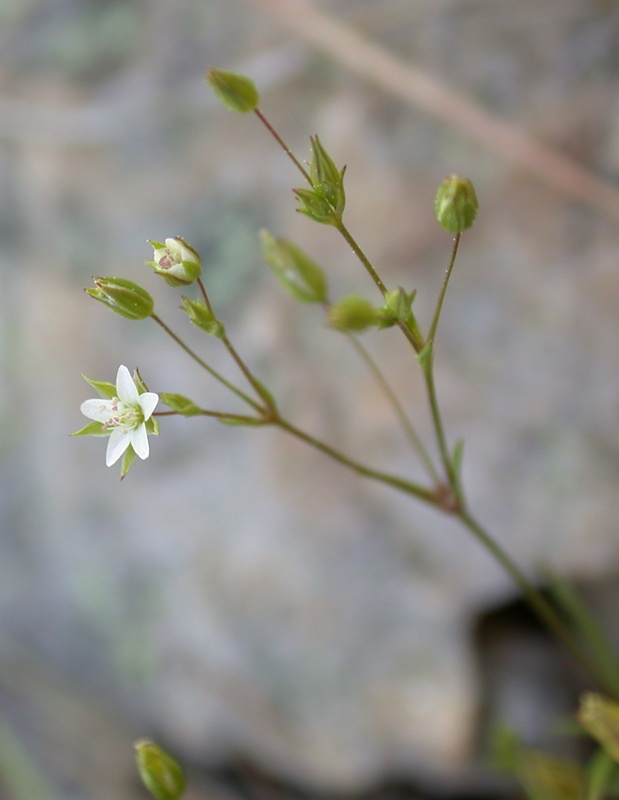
[147,237,202,287]
[260,230,328,303]
[85,277,154,320]
[294,136,346,226]
[206,67,259,113]
[434,175,478,233]
[329,295,378,332]
[135,740,186,800]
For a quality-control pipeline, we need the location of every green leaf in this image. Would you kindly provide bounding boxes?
[81,375,117,399]
[159,393,202,417]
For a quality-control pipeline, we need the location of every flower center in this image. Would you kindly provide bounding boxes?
[101,398,142,431]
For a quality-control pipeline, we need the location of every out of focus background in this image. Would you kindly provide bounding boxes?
[2,1,619,798]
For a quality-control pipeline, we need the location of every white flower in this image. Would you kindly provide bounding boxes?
[80,365,159,466]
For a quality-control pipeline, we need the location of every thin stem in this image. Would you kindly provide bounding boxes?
[458,510,615,694]
[154,409,263,423]
[424,363,456,493]
[427,233,461,344]
[345,333,440,483]
[275,416,437,505]
[198,279,276,410]
[151,314,263,413]
[254,108,311,183]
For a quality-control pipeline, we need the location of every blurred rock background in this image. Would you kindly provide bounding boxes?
[2,0,619,797]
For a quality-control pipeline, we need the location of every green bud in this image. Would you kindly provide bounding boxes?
[434,175,478,233]
[294,136,346,226]
[180,297,225,337]
[329,295,379,332]
[147,237,202,287]
[260,230,328,303]
[85,277,154,320]
[206,67,259,113]
[135,740,186,800]
[578,693,619,762]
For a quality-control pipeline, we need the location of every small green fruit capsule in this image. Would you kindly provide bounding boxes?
[85,277,154,320]
[308,135,346,217]
[206,67,259,113]
[434,175,478,233]
[147,237,202,287]
[135,740,186,800]
[329,295,378,332]
[260,230,328,303]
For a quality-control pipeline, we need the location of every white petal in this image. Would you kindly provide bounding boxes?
[81,398,114,421]
[130,423,150,460]
[115,365,139,405]
[106,427,132,466]
[138,391,159,421]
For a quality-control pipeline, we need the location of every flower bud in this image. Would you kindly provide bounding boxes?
[434,175,478,233]
[85,277,154,320]
[206,67,259,113]
[180,296,225,338]
[294,136,346,226]
[147,237,202,287]
[260,230,328,303]
[329,295,378,332]
[135,740,186,800]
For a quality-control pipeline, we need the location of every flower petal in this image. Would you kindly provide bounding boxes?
[115,365,139,405]
[106,427,132,466]
[138,391,159,421]
[130,423,150,460]
[81,398,114,422]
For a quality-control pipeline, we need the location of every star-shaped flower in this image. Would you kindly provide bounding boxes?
[75,365,159,473]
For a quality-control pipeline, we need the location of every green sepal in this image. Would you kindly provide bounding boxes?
[159,393,202,417]
[81,375,117,399]
[260,230,328,304]
[180,297,225,338]
[71,421,107,437]
[206,67,259,113]
[120,446,137,480]
[307,135,346,218]
[377,288,417,328]
[417,340,434,371]
[294,188,340,226]
[145,416,160,436]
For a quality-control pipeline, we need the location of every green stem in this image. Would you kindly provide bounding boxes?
[155,409,263,424]
[458,510,614,694]
[151,314,263,412]
[423,361,457,496]
[427,233,461,344]
[198,279,276,410]
[275,416,437,505]
[345,333,440,483]
[254,108,311,183]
